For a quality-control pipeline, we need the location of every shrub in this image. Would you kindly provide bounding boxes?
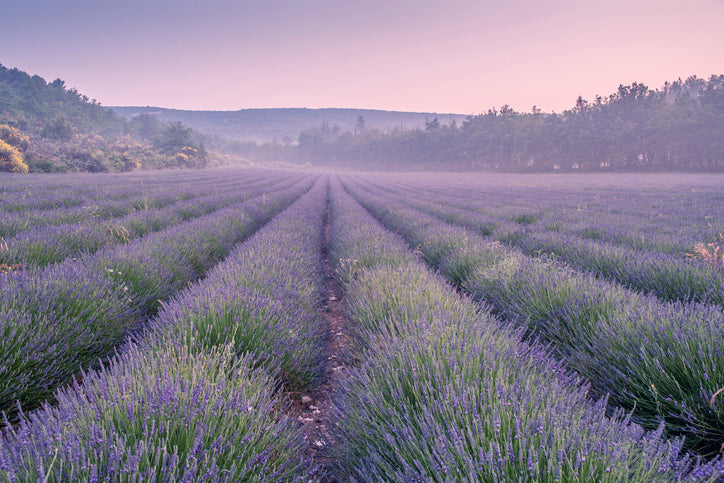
[0,139,28,173]
[0,124,30,151]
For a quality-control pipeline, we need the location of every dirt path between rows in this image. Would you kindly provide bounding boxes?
[292,194,349,481]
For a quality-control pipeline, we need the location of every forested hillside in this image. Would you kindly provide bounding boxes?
[3,63,721,173]
[247,75,724,172]
[0,64,212,173]
[0,65,124,136]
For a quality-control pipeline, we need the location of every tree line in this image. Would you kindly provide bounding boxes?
[242,75,723,171]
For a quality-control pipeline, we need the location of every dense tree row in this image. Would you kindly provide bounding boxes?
[249,76,723,171]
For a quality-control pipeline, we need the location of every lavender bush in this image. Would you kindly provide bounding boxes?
[0,177,330,481]
[0,344,309,482]
[345,178,724,457]
[148,178,328,389]
[0,176,314,418]
[328,179,721,480]
[356,177,724,307]
[0,174,302,267]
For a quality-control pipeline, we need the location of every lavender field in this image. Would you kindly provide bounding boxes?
[2,168,724,482]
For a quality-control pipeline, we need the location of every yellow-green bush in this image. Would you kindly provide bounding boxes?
[0,124,30,151]
[0,139,29,173]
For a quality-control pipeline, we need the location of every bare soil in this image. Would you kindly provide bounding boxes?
[290,198,349,481]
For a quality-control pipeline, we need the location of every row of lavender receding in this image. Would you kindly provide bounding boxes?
[360,177,724,308]
[345,178,724,458]
[0,174,315,420]
[0,174,301,267]
[0,168,241,215]
[0,178,329,481]
[327,178,722,481]
[0,169,288,239]
[385,175,724,256]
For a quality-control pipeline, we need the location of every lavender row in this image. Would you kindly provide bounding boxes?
[327,179,720,481]
[0,169,215,211]
[0,169,286,239]
[149,177,327,391]
[372,174,724,255]
[1,172,270,253]
[411,189,724,308]
[1,347,308,482]
[514,231,724,307]
[0,168,261,206]
[0,175,302,267]
[0,179,330,482]
[358,178,724,307]
[345,178,724,457]
[0,176,315,419]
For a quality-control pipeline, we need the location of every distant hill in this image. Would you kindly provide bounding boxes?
[110,106,467,143]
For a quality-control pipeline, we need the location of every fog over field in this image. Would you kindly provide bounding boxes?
[352,171,724,188]
[1,0,724,481]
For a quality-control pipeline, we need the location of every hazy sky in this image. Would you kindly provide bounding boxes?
[3,0,722,114]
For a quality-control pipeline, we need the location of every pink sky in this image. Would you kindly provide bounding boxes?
[2,0,722,114]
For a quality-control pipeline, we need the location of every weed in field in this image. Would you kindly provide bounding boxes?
[688,241,724,268]
[107,224,130,243]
